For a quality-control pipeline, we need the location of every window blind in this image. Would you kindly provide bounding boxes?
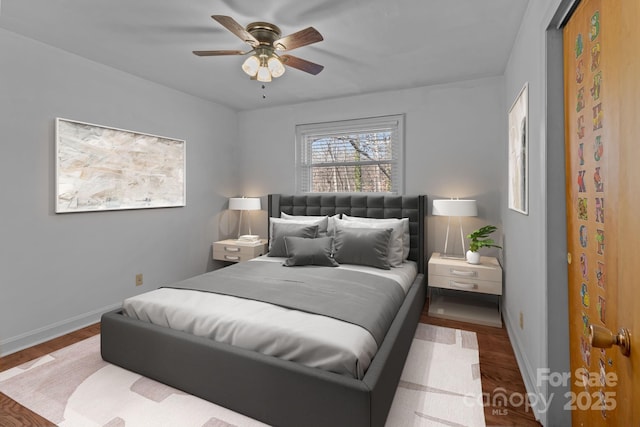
[295,115,405,194]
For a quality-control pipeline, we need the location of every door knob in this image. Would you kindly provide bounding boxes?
[589,324,631,357]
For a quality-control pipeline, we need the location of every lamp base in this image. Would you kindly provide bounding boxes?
[439,216,469,262]
[439,253,467,260]
[238,234,261,242]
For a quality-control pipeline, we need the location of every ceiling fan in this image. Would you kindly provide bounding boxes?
[193,15,324,82]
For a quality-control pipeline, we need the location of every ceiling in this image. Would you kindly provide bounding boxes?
[0,0,528,111]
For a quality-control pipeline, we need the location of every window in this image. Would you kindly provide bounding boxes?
[295,115,404,194]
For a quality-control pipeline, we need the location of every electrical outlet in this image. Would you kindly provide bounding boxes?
[519,311,524,329]
[135,273,143,286]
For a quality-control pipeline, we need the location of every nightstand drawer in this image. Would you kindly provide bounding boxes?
[430,260,501,282]
[428,274,502,295]
[213,239,267,262]
[213,242,263,256]
[427,253,503,327]
[213,251,261,262]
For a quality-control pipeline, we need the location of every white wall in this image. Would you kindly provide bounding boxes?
[237,76,507,258]
[0,29,239,355]
[503,1,571,425]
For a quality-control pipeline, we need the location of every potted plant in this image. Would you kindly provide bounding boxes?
[466,225,502,264]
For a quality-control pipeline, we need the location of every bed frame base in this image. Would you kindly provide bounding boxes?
[102,194,428,427]
[102,273,424,427]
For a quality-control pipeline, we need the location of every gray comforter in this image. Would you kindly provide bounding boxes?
[163,261,405,345]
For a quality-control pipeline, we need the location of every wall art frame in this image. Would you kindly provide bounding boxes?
[508,82,529,215]
[55,118,186,213]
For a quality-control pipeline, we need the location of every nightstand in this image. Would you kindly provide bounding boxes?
[428,252,503,327]
[213,239,268,263]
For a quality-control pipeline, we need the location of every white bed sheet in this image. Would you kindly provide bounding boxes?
[123,257,417,379]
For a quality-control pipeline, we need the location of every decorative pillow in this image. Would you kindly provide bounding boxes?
[342,214,410,261]
[283,236,339,267]
[269,217,329,247]
[280,212,340,235]
[333,227,392,270]
[268,223,319,257]
[335,217,404,267]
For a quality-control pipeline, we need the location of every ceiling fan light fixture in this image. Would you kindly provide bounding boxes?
[268,56,285,78]
[242,55,260,76]
[256,66,272,82]
[196,16,324,80]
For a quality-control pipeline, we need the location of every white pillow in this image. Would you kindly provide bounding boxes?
[334,217,404,267]
[280,213,328,221]
[269,217,329,250]
[342,214,410,261]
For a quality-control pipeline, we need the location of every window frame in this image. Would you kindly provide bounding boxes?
[295,114,405,194]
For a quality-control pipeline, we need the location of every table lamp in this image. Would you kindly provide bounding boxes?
[229,197,261,241]
[432,198,478,258]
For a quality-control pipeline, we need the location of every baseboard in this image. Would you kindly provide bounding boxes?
[503,310,546,426]
[0,303,120,357]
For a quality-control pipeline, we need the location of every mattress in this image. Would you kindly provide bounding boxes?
[122,257,417,379]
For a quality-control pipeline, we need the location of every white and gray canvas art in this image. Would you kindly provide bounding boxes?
[56,118,185,213]
[508,83,528,215]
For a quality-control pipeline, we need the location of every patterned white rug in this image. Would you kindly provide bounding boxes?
[0,324,485,427]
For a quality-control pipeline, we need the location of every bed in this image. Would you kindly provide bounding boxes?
[101,194,427,427]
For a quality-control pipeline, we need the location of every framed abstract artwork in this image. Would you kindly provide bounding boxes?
[55,118,186,213]
[508,83,528,215]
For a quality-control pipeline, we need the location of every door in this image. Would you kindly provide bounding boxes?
[564,0,640,425]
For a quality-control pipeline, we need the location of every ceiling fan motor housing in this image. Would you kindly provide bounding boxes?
[246,22,282,48]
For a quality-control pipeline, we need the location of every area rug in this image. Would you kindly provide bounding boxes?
[0,324,485,427]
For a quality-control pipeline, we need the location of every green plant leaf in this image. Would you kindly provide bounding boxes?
[467,224,502,252]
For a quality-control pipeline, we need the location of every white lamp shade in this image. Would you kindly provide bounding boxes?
[242,56,260,76]
[432,199,477,217]
[229,197,261,211]
[268,56,285,78]
[256,66,272,82]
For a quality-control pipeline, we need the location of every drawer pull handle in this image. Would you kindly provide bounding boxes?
[224,255,240,261]
[450,269,477,277]
[450,280,478,290]
[224,246,241,252]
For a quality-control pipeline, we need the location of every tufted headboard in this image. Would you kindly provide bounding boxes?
[268,194,428,274]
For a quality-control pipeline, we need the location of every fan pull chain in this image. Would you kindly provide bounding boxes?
[262,84,267,99]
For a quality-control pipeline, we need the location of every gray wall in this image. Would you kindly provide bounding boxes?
[503,1,570,425]
[0,29,239,355]
[0,6,575,425]
[237,76,507,258]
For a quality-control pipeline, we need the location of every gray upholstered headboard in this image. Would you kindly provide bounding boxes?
[268,194,428,274]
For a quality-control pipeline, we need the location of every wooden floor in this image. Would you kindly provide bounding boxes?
[1,302,540,427]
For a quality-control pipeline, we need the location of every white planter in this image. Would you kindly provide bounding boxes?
[466,250,481,264]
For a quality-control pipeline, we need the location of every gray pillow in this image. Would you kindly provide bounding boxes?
[335,217,404,267]
[268,223,319,257]
[283,236,339,267]
[280,212,340,236]
[342,214,410,261]
[269,217,329,246]
[333,227,392,270]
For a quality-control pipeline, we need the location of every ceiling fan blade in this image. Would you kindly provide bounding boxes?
[212,15,259,47]
[274,27,323,51]
[281,54,324,75]
[193,50,249,56]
